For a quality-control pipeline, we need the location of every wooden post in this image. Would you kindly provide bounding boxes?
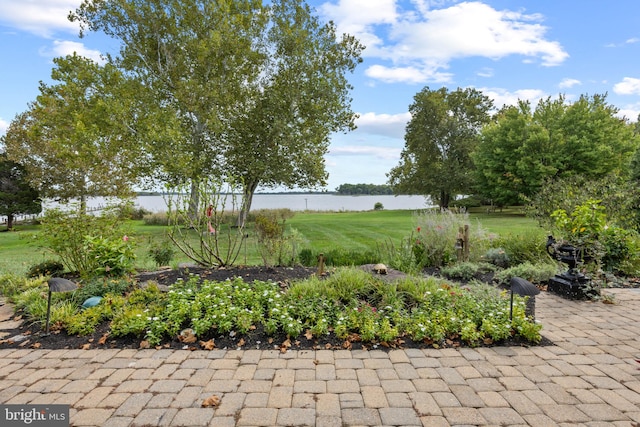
[317,253,326,276]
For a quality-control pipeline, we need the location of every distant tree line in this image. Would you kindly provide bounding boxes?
[335,183,394,195]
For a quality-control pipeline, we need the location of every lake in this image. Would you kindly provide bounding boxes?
[88,193,434,212]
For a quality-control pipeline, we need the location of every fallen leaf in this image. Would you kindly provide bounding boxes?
[31,342,41,349]
[313,359,319,365]
[98,333,109,345]
[178,328,197,343]
[201,395,220,408]
[325,343,332,349]
[249,325,256,330]
[280,338,291,353]
[305,330,313,340]
[342,340,352,350]
[18,339,31,348]
[268,338,274,344]
[237,338,245,347]
[200,339,216,351]
[139,340,150,349]
[81,343,91,350]
[88,338,95,343]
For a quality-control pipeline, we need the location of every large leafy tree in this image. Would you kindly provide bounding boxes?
[473,94,640,206]
[0,153,41,230]
[2,54,144,210]
[224,0,363,225]
[387,87,493,208]
[71,0,270,214]
[71,0,362,222]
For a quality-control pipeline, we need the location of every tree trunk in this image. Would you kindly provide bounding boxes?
[7,213,14,230]
[237,180,259,228]
[439,190,450,209]
[188,179,200,224]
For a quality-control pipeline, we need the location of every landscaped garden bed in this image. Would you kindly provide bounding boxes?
[0,265,546,351]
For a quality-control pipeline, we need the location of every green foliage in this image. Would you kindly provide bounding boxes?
[84,235,136,277]
[2,55,142,203]
[336,184,394,195]
[493,262,558,286]
[377,236,420,275]
[526,174,640,232]
[482,248,510,268]
[38,205,134,277]
[324,248,379,267]
[0,274,46,302]
[26,260,65,278]
[373,202,384,211]
[412,210,491,268]
[387,87,494,208]
[254,210,304,267]
[73,277,133,304]
[148,239,176,267]
[142,212,170,226]
[440,262,496,282]
[491,231,548,265]
[0,153,42,230]
[474,94,640,206]
[65,294,126,335]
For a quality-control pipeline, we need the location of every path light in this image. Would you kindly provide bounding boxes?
[44,277,77,335]
[509,277,540,321]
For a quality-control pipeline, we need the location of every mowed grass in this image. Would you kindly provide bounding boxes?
[0,208,544,276]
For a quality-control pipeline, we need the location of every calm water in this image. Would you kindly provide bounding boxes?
[88,193,433,212]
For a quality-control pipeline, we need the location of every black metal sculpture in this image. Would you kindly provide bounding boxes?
[545,236,596,299]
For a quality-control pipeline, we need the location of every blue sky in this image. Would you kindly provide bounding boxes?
[1,0,639,192]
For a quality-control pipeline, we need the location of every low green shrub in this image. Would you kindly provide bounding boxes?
[26,260,65,278]
[493,261,558,286]
[148,240,176,267]
[482,248,510,268]
[492,231,547,265]
[440,262,496,282]
[73,277,133,304]
[84,235,136,277]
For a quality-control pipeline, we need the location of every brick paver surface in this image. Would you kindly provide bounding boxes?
[2,289,640,425]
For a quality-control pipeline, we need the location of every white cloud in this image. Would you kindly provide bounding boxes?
[477,67,494,78]
[626,38,640,44]
[617,104,640,122]
[0,117,8,136]
[355,111,410,139]
[328,145,401,160]
[365,64,451,84]
[478,87,547,109]
[0,0,80,38]
[613,77,640,95]
[321,1,568,85]
[40,40,104,63]
[559,78,581,89]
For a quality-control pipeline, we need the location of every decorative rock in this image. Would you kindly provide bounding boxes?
[82,296,103,309]
[372,263,388,275]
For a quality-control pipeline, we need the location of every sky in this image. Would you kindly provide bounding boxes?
[1,0,640,192]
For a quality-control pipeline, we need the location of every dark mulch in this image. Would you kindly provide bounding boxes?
[0,265,553,352]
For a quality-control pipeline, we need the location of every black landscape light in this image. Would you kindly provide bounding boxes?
[509,276,540,320]
[45,277,77,335]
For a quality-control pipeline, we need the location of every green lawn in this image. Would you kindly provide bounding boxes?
[0,208,544,276]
